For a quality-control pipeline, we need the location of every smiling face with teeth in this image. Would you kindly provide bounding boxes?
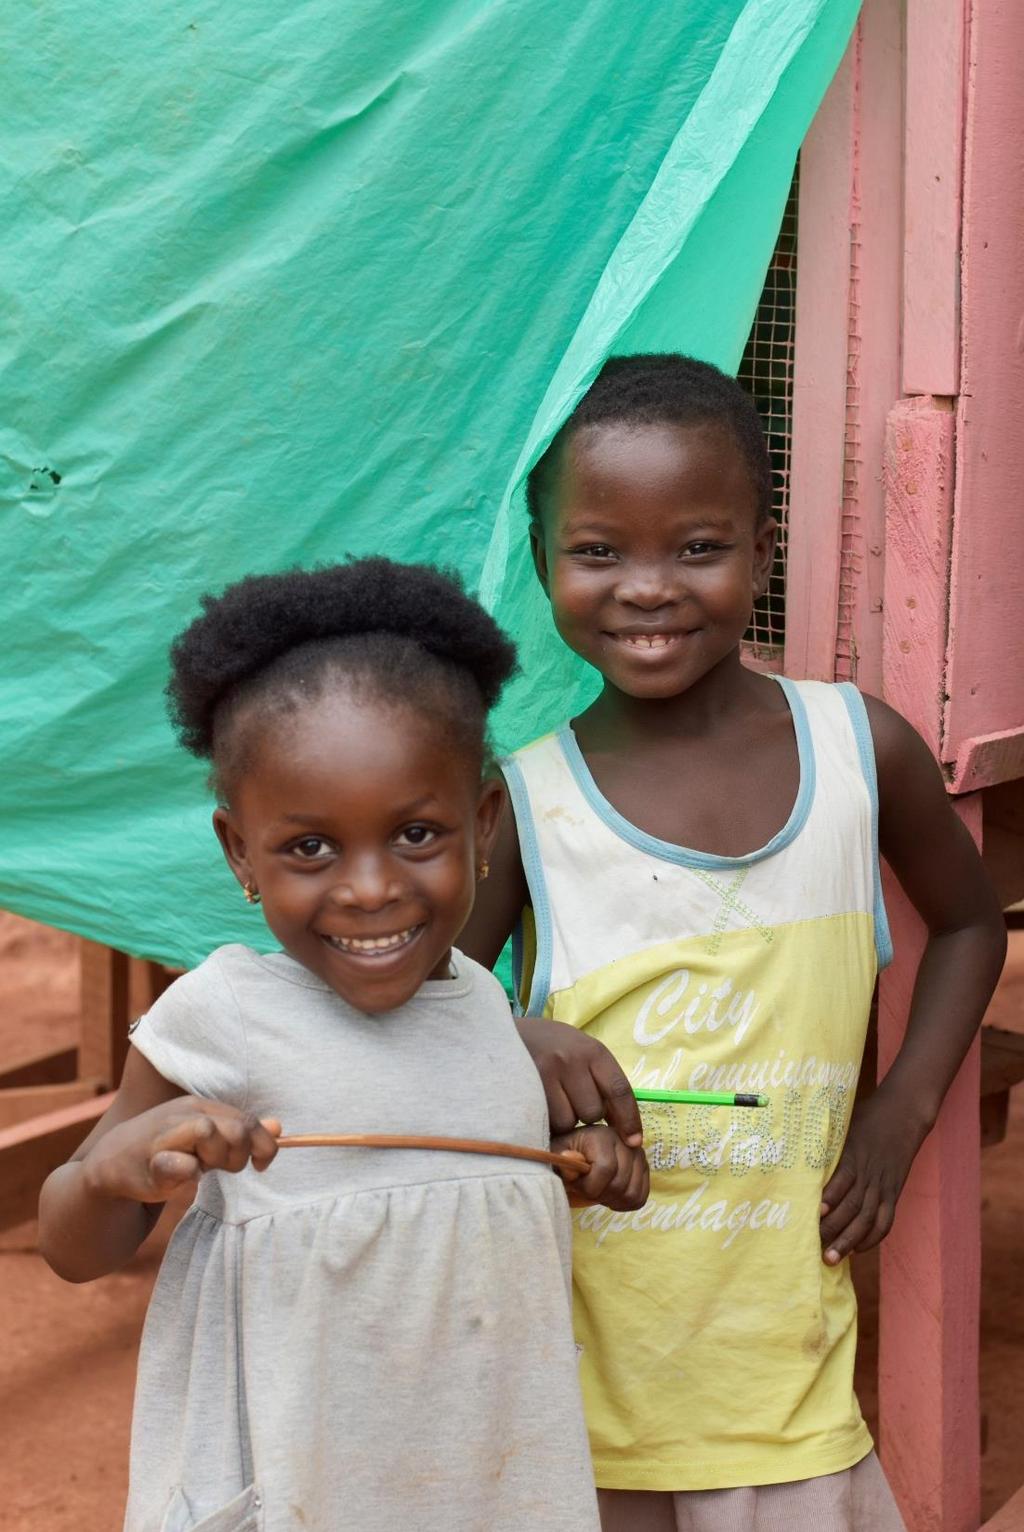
[213,688,504,1013]
[531,419,776,704]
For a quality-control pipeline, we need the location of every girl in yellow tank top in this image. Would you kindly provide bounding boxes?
[461,354,1005,1532]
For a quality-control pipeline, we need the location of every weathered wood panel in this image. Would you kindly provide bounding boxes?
[882,396,955,757]
[944,0,1024,782]
[784,38,854,681]
[901,0,966,395]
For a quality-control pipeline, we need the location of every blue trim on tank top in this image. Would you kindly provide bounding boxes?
[510,921,525,1013]
[836,684,894,970]
[501,752,553,1017]
[555,674,816,872]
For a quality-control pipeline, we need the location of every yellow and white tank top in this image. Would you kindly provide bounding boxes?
[503,678,890,1492]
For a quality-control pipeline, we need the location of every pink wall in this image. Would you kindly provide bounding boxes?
[944,1,1024,788]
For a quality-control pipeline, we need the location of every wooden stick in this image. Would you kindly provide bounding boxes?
[276,1132,589,1176]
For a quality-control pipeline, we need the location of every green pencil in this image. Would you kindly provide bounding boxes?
[633,1088,768,1108]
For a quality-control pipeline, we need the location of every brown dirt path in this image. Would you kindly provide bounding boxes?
[0,912,1022,1528]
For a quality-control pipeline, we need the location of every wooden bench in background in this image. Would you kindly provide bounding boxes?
[0,941,177,1229]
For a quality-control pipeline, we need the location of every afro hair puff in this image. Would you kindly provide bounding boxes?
[167,556,517,759]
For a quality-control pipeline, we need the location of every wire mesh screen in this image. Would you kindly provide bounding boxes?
[738,161,799,660]
[834,167,862,684]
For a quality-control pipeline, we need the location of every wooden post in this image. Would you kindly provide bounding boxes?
[79,942,178,1089]
[78,938,131,1088]
[878,852,982,1532]
[879,395,981,1529]
[130,957,177,1019]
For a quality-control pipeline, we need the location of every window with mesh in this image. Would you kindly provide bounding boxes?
[738,161,798,659]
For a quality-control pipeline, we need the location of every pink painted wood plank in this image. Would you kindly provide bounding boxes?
[882,396,955,757]
[833,0,903,695]
[951,725,1024,795]
[901,0,967,396]
[783,38,855,682]
[943,0,1024,768]
[877,796,982,1532]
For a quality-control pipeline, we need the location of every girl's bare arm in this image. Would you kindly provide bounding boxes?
[38,1048,279,1283]
[819,694,1006,1262]
[460,796,643,1147]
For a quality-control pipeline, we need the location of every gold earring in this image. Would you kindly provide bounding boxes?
[243,881,261,905]
[477,860,490,881]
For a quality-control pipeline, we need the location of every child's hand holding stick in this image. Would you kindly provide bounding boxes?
[83,1098,281,1203]
[551,1124,649,1210]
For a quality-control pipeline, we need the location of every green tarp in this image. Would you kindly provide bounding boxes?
[2,1,859,968]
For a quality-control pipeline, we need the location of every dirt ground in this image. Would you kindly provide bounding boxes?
[1,911,1022,1528]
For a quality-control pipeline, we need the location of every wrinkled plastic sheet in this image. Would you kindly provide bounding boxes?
[1,1,859,967]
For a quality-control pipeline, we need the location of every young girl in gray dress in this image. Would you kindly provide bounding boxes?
[39,557,648,1532]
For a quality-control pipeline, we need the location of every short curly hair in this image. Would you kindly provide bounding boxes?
[167,557,517,797]
[526,353,772,526]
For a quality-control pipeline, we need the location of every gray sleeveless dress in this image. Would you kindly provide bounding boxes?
[125,945,598,1532]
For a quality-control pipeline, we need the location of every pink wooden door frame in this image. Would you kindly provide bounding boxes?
[782,1,1024,1527]
[943,0,1024,795]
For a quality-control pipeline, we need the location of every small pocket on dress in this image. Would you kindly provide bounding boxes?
[160,1483,263,1532]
